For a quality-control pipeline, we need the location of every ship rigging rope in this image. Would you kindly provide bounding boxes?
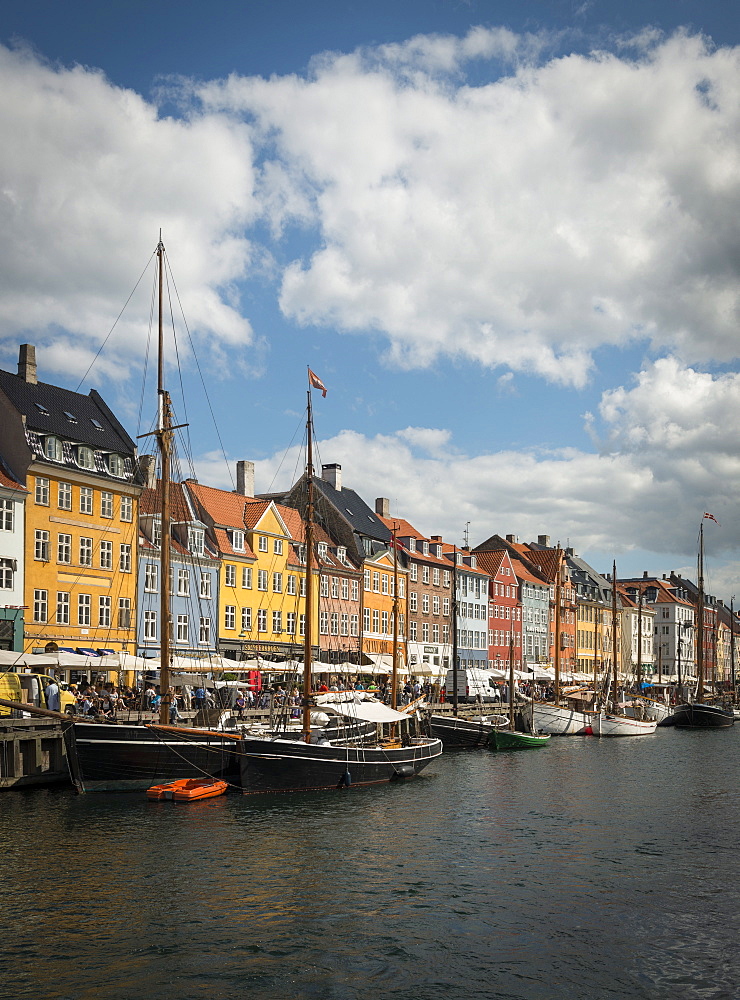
[144,725,243,790]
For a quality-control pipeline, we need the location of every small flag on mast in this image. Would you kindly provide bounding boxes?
[703,512,720,524]
[308,368,327,397]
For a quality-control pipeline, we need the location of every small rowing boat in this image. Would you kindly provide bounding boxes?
[492,729,551,750]
[146,778,229,801]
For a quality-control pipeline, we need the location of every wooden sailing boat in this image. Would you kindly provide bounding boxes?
[237,375,443,793]
[672,519,734,728]
[492,637,549,748]
[65,237,246,791]
[593,563,657,736]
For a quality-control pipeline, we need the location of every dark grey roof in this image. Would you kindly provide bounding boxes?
[0,367,136,455]
[312,477,391,543]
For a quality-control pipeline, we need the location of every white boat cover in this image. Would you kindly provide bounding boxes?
[320,699,409,723]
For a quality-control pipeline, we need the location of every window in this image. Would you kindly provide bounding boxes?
[422,566,430,585]
[299,614,306,637]
[225,564,236,587]
[257,570,268,591]
[258,535,268,552]
[229,529,245,552]
[422,623,429,641]
[120,544,132,574]
[331,612,339,635]
[242,567,252,589]
[108,454,125,477]
[341,613,349,636]
[351,580,359,602]
[363,608,370,632]
[57,533,71,564]
[257,609,267,632]
[410,592,418,613]
[433,596,440,615]
[35,530,49,561]
[0,559,13,589]
[337,546,346,564]
[118,598,132,629]
[318,541,327,559]
[152,519,162,548]
[35,477,49,505]
[332,577,339,599]
[241,607,252,631]
[315,575,327,599]
[224,605,236,630]
[80,487,93,514]
[320,611,329,635]
[99,540,112,570]
[145,562,158,592]
[274,538,283,555]
[144,609,157,640]
[422,594,430,614]
[177,567,189,594]
[410,563,418,582]
[45,436,63,462]
[76,537,92,567]
[77,446,95,470]
[78,593,91,626]
[176,615,189,643]
[121,496,133,523]
[287,612,296,635]
[33,589,48,623]
[199,617,211,645]
[273,572,282,593]
[443,570,450,588]
[287,575,296,595]
[399,577,405,598]
[200,573,212,599]
[432,624,439,642]
[272,610,282,633]
[58,481,72,510]
[382,610,389,635]
[364,569,371,590]
[99,596,111,628]
[373,609,380,633]
[433,567,440,586]
[0,499,13,532]
[381,574,389,595]
[350,614,359,637]
[56,591,70,626]
[373,572,380,593]
[409,620,418,641]
[341,578,349,600]
[101,492,113,518]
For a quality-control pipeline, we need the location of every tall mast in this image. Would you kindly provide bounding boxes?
[451,546,458,717]
[637,588,643,682]
[731,596,736,702]
[157,237,172,725]
[696,522,705,704]
[391,525,399,711]
[302,389,315,742]
[553,554,561,704]
[611,560,618,711]
[508,634,515,730]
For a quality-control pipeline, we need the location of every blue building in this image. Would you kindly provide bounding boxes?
[449,549,489,670]
[136,473,219,661]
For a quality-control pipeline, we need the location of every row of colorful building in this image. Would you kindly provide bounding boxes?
[0,344,736,684]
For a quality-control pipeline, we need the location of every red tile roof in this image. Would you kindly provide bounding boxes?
[140,481,192,522]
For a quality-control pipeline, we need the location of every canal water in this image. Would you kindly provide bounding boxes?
[1,728,738,1000]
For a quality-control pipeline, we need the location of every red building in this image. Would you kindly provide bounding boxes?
[476,549,522,668]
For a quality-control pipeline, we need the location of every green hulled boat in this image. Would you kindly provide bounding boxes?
[492,729,551,750]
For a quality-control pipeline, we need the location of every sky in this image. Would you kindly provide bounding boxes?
[0,0,738,599]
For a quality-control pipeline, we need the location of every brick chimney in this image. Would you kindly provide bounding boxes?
[139,454,157,489]
[322,463,342,491]
[506,534,517,543]
[18,344,37,384]
[375,497,390,518]
[537,534,550,547]
[236,460,254,497]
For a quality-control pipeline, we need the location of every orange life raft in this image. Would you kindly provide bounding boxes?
[146,778,229,801]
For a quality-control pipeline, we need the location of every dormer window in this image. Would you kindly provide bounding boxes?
[35,402,50,415]
[189,527,205,555]
[91,418,104,431]
[63,411,77,424]
[337,545,346,564]
[423,540,429,556]
[77,446,95,470]
[108,454,125,477]
[297,544,306,564]
[229,529,245,552]
[318,541,328,559]
[44,436,63,462]
[471,556,477,570]
[408,538,416,553]
[152,518,162,548]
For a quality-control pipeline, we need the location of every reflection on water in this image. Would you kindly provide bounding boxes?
[1,729,738,1000]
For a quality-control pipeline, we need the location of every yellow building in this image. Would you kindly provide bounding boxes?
[186,481,317,660]
[361,547,407,670]
[0,345,142,655]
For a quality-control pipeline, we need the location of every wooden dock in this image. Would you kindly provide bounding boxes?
[0,717,71,790]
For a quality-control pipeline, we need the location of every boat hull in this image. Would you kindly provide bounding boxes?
[428,714,501,748]
[239,736,443,794]
[492,730,550,749]
[531,702,596,735]
[671,703,735,729]
[593,713,657,736]
[65,722,243,792]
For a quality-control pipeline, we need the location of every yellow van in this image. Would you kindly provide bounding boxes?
[0,673,76,715]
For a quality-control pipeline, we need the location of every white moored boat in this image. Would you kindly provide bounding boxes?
[532,701,596,735]
[593,712,657,736]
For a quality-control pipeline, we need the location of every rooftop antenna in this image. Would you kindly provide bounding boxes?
[463,521,470,549]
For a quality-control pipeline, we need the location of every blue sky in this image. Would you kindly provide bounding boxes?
[0,1,738,596]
